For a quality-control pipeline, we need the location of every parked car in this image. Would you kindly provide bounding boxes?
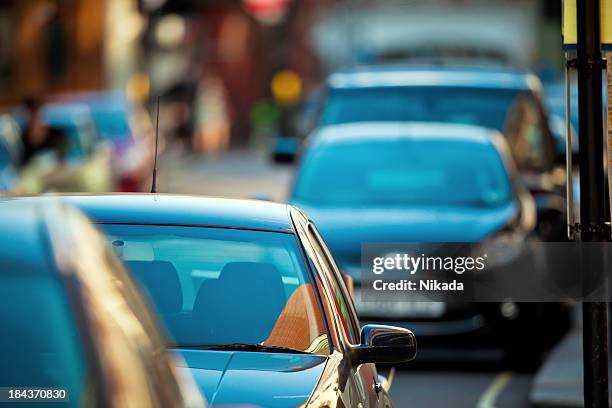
[17,193,417,408]
[58,91,155,191]
[17,103,113,193]
[288,122,571,367]
[0,200,206,408]
[277,65,567,241]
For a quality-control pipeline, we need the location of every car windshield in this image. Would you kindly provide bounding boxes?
[100,224,330,355]
[293,138,512,207]
[322,87,526,131]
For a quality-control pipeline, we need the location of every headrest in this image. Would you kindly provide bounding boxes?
[192,262,286,344]
[126,260,183,313]
[219,262,284,288]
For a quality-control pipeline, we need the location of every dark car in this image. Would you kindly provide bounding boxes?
[289,122,571,366]
[17,194,417,408]
[313,65,567,241]
[0,200,206,407]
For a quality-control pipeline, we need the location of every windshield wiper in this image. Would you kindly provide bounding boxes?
[170,342,310,354]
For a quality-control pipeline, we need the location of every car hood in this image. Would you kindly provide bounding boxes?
[172,349,327,408]
[293,202,517,267]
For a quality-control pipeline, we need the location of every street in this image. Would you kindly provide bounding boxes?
[1,1,610,406]
[386,366,533,408]
[159,148,537,408]
[158,148,291,202]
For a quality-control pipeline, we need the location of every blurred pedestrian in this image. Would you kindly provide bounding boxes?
[19,97,47,166]
[19,97,67,167]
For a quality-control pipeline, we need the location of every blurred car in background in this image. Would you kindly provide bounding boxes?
[16,102,113,193]
[0,114,23,192]
[18,194,417,408]
[284,65,567,241]
[59,91,155,192]
[0,200,206,407]
[289,122,571,367]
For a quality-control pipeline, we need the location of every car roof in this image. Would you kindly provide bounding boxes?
[0,201,56,274]
[311,122,498,147]
[60,90,127,101]
[60,91,130,110]
[11,194,294,232]
[328,65,540,91]
[43,102,93,126]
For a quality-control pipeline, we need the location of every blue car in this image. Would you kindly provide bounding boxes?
[313,65,567,241]
[17,194,417,408]
[16,103,114,193]
[289,122,571,367]
[59,91,155,192]
[0,200,206,408]
[323,65,548,133]
[41,103,100,163]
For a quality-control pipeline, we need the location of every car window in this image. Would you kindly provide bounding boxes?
[294,138,513,208]
[0,269,90,407]
[322,86,522,131]
[101,224,330,355]
[504,94,551,172]
[306,224,360,344]
[91,107,132,141]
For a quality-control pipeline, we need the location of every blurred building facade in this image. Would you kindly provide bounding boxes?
[0,0,105,105]
[140,0,336,148]
[0,0,562,146]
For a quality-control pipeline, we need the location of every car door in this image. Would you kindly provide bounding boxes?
[305,223,383,408]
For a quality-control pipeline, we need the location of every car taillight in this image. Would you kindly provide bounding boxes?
[118,174,142,192]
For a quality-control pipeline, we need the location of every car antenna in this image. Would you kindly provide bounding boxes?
[151,96,160,193]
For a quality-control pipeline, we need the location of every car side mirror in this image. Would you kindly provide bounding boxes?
[351,324,416,366]
[271,136,299,164]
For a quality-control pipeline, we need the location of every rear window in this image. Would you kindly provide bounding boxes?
[322,86,526,131]
[91,108,131,141]
[294,138,512,208]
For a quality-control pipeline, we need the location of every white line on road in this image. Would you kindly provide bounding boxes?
[476,371,513,408]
